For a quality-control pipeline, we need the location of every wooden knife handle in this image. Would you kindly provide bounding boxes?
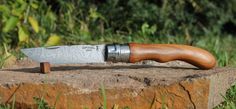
[129,43,216,69]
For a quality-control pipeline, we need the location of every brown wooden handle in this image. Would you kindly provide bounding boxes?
[129,43,216,69]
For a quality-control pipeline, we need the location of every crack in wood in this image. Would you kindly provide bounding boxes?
[179,83,196,109]
[128,76,152,86]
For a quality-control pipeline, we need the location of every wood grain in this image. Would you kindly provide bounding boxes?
[129,43,216,69]
[40,62,50,73]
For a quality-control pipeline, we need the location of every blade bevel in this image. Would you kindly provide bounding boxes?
[21,45,106,64]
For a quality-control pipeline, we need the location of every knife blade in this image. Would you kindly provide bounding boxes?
[21,45,106,64]
[21,43,216,69]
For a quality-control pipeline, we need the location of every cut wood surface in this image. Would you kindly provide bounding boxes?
[0,59,235,109]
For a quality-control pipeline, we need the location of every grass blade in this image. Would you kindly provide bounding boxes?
[100,83,107,109]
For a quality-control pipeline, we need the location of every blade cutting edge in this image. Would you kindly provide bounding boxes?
[21,45,106,64]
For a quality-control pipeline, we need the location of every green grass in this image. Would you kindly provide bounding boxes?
[100,83,107,109]
[33,97,54,109]
[0,95,15,109]
[0,96,54,109]
[215,84,236,109]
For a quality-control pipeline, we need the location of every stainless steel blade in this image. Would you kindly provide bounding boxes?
[21,45,106,64]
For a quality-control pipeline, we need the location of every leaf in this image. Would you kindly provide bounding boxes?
[0,5,10,14]
[46,11,57,22]
[45,34,61,46]
[30,3,39,9]
[16,0,25,4]
[79,21,91,39]
[18,25,29,43]
[89,8,103,20]
[150,25,157,34]
[11,3,27,17]
[28,16,39,33]
[140,23,156,36]
[141,23,149,33]
[89,7,106,22]
[3,16,19,33]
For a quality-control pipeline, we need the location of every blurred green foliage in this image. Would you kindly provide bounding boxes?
[0,0,235,67]
[1,0,236,45]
